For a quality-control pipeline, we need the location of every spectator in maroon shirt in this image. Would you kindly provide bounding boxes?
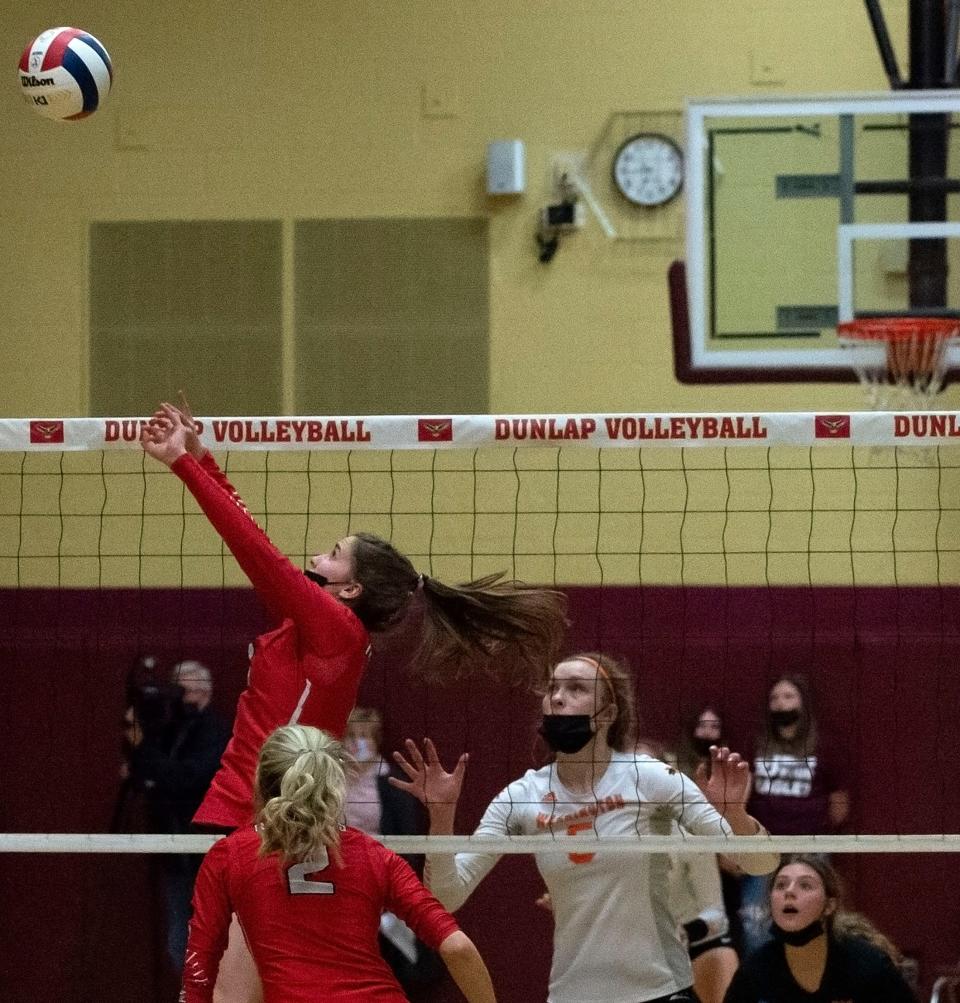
[741,675,850,956]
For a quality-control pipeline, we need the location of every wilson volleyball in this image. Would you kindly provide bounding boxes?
[18,27,112,121]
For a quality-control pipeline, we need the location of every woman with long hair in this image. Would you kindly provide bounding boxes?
[723,854,914,1002]
[181,724,496,1002]
[675,703,726,780]
[392,653,778,1003]
[141,399,566,1000]
[740,674,851,955]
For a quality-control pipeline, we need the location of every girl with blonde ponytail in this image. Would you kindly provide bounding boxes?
[182,725,496,1003]
[255,725,346,866]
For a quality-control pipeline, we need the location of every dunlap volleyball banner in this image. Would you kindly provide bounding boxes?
[4,412,960,451]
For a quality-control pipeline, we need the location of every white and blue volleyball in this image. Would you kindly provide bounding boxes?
[18,27,112,121]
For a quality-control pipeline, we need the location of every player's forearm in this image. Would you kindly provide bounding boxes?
[721,807,761,835]
[171,454,292,617]
[439,931,497,1003]
[179,953,217,1003]
[427,803,457,835]
[720,811,779,874]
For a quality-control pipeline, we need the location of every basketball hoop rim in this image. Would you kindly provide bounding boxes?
[838,317,960,342]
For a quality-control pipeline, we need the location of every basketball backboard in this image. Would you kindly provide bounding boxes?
[678,91,960,383]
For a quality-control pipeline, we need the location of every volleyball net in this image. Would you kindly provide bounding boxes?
[2,409,960,858]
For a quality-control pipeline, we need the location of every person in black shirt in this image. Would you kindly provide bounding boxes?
[724,854,915,1003]
[124,659,230,972]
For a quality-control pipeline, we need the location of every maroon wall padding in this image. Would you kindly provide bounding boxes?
[1,585,958,1002]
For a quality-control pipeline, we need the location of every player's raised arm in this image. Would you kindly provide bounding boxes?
[390,737,469,834]
[142,404,358,649]
[392,737,508,912]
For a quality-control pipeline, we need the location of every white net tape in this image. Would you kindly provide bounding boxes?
[3,833,959,854]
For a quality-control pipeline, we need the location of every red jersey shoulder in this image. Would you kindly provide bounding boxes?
[218,825,260,868]
[326,594,369,647]
[298,580,370,655]
[341,826,385,862]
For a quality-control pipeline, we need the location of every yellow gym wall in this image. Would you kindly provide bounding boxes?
[4,2,958,591]
[1,0,930,418]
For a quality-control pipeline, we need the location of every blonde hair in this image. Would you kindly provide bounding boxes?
[255,725,346,863]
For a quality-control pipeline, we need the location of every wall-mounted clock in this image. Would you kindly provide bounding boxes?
[612,132,684,207]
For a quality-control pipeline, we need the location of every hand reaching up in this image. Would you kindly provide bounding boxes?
[389,738,468,824]
[140,402,191,467]
[148,391,206,461]
[694,745,752,822]
[170,391,206,460]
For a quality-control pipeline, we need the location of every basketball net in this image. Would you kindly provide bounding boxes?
[837,317,960,410]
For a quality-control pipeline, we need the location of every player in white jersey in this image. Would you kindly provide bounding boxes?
[392,652,778,1003]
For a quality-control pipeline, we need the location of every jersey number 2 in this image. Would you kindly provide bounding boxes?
[287,847,336,895]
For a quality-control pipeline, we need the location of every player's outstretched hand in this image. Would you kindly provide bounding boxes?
[170,391,206,460]
[140,402,190,467]
[695,745,752,819]
[149,392,205,460]
[390,738,468,813]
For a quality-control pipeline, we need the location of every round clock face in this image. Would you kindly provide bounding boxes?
[612,132,684,207]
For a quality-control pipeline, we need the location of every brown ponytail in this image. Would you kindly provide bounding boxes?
[416,572,568,685]
[346,532,567,685]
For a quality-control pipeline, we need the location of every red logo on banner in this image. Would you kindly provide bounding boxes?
[815,414,850,438]
[29,420,64,444]
[418,418,453,442]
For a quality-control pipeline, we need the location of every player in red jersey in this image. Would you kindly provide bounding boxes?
[182,724,497,1003]
[141,400,566,829]
[142,399,565,1000]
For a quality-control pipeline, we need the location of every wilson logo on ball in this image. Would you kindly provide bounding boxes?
[17,27,113,121]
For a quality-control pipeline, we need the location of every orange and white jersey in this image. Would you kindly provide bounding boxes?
[427,752,766,1003]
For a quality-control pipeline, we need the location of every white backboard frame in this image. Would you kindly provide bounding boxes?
[684,91,960,375]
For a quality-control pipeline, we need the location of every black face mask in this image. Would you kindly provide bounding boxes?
[771,918,825,946]
[539,714,594,754]
[692,737,718,756]
[770,708,801,728]
[305,570,353,590]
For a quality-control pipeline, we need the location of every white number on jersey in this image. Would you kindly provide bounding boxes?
[287,847,335,895]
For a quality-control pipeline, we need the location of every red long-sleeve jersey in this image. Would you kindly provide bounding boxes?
[172,453,370,828]
[181,826,459,1003]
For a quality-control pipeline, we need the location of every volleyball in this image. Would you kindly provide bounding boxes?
[18,27,112,121]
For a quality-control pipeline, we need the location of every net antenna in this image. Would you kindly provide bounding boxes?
[838,315,960,408]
